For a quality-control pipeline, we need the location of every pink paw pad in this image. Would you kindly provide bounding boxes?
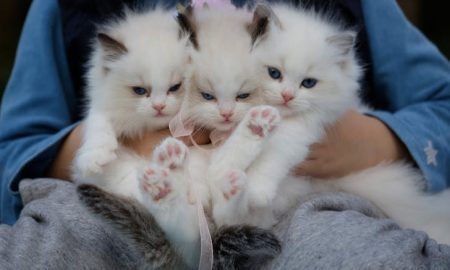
[222,171,245,201]
[247,124,264,138]
[143,181,171,201]
[153,181,172,201]
[247,106,280,138]
[141,167,173,202]
[154,138,187,170]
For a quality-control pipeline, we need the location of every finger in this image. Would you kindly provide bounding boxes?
[294,159,338,179]
[192,129,211,145]
[194,129,211,144]
[308,142,325,152]
[181,129,211,146]
[178,136,193,146]
[293,160,316,176]
[305,143,328,160]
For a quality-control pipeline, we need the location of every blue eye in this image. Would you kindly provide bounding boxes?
[301,78,317,89]
[132,86,149,96]
[201,92,215,101]
[236,93,250,100]
[268,67,282,80]
[168,83,182,93]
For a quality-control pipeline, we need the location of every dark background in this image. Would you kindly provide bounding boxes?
[0,1,449,99]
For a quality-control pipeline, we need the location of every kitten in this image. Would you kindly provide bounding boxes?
[132,4,276,267]
[209,2,361,227]
[72,8,191,197]
[71,7,198,267]
[213,3,450,244]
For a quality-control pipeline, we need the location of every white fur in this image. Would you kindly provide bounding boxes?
[210,4,361,226]
[316,163,450,243]
[138,138,200,268]
[211,4,450,245]
[73,9,190,180]
[154,5,267,235]
[178,7,263,132]
[173,5,271,220]
[71,9,201,267]
[126,7,275,264]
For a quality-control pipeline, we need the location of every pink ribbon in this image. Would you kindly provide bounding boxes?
[170,110,213,270]
[191,0,236,10]
[169,111,194,138]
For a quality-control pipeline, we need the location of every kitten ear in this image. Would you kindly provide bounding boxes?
[326,31,356,56]
[97,33,128,63]
[247,3,282,48]
[176,5,199,50]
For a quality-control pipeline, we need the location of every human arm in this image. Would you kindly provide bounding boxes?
[294,110,411,178]
[47,124,211,181]
[361,0,450,192]
[0,0,78,224]
[121,128,211,157]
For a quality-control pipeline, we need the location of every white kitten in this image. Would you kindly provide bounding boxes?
[72,8,191,201]
[215,3,450,244]
[133,5,266,267]
[208,2,361,226]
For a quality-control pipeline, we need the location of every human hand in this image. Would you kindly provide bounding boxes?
[180,128,211,146]
[47,123,83,181]
[46,123,210,181]
[121,128,211,157]
[293,110,411,178]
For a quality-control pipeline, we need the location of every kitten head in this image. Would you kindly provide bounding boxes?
[87,9,193,135]
[174,5,263,133]
[250,4,362,122]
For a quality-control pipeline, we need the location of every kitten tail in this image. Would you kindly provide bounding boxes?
[77,184,186,270]
[212,225,281,270]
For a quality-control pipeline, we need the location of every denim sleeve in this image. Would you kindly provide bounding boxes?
[0,0,78,224]
[361,0,450,192]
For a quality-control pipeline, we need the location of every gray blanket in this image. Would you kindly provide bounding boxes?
[0,178,449,270]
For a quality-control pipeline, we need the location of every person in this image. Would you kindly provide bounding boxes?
[0,0,449,269]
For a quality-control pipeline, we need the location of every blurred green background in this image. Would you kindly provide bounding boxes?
[0,1,449,100]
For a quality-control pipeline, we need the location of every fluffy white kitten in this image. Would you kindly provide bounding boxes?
[210,3,361,227]
[212,3,450,244]
[72,9,191,203]
[135,5,278,267]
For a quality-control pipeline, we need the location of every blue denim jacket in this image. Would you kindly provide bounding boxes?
[1,0,449,224]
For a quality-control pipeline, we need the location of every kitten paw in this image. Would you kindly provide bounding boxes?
[221,171,246,201]
[75,146,117,177]
[246,106,280,139]
[249,185,276,208]
[153,138,188,170]
[139,165,173,202]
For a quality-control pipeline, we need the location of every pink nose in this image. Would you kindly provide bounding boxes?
[220,111,233,121]
[281,91,294,103]
[152,104,166,112]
